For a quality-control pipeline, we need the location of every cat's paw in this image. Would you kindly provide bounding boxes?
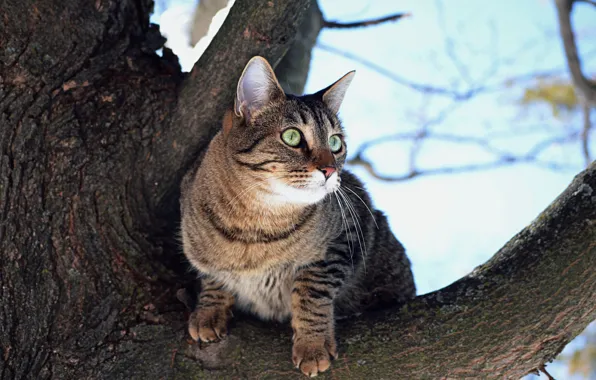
[292,335,337,377]
[188,306,231,343]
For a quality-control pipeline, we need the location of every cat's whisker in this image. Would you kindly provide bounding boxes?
[333,192,355,270]
[339,192,366,273]
[337,188,367,271]
[342,185,379,229]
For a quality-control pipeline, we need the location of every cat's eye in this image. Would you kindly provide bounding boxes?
[329,135,342,153]
[281,128,302,147]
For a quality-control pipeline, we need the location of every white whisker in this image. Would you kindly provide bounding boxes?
[333,192,354,270]
[343,185,378,229]
[337,188,367,272]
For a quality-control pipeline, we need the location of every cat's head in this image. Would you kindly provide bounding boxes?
[223,56,355,206]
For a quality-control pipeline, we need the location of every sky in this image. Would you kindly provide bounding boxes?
[151,1,595,378]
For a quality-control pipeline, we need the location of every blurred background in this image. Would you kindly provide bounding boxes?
[151,0,595,378]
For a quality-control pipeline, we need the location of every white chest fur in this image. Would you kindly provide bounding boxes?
[210,264,296,321]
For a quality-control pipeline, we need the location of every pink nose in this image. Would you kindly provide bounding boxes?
[318,166,336,179]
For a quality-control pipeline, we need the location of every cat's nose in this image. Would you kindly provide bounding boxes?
[318,166,336,179]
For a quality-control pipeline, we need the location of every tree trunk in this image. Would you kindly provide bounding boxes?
[0,1,594,379]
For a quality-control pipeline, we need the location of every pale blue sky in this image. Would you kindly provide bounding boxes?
[152,1,595,378]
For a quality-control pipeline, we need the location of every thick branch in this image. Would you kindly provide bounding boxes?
[144,0,311,214]
[555,0,596,106]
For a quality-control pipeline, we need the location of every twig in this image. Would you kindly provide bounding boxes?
[538,364,557,380]
[578,0,596,6]
[316,43,570,100]
[581,102,593,166]
[554,0,596,106]
[323,12,410,29]
[435,0,475,86]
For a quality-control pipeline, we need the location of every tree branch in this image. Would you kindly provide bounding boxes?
[555,0,596,106]
[539,364,557,380]
[143,0,312,214]
[347,154,573,182]
[323,12,410,29]
[316,43,482,100]
[316,43,569,100]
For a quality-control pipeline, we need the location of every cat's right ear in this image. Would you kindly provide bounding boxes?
[234,56,284,121]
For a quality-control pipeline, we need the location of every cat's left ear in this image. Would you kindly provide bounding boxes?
[317,71,356,114]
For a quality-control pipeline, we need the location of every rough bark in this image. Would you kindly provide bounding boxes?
[0,0,595,379]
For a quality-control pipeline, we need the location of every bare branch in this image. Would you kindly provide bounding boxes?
[350,129,580,182]
[323,12,410,29]
[317,43,575,100]
[555,0,596,106]
[316,43,480,100]
[347,154,573,182]
[582,102,593,166]
[578,0,596,6]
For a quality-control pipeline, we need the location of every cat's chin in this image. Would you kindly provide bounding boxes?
[263,174,339,206]
[263,182,329,206]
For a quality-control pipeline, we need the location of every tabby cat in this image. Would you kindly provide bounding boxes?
[180,56,415,377]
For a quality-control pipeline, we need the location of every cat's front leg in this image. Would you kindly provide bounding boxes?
[291,260,344,377]
[188,276,235,342]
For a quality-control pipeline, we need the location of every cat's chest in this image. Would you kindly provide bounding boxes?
[214,265,296,321]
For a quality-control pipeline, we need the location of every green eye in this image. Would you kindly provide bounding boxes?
[329,135,342,153]
[281,128,301,147]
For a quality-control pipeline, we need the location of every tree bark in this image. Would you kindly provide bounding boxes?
[0,0,594,379]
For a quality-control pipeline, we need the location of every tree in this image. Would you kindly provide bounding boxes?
[0,1,594,379]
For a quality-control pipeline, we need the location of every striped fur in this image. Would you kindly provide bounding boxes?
[180,57,415,377]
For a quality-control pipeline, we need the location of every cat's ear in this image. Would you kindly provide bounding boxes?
[234,56,284,120]
[318,71,356,114]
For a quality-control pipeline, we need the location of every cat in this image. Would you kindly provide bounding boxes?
[180,56,416,377]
